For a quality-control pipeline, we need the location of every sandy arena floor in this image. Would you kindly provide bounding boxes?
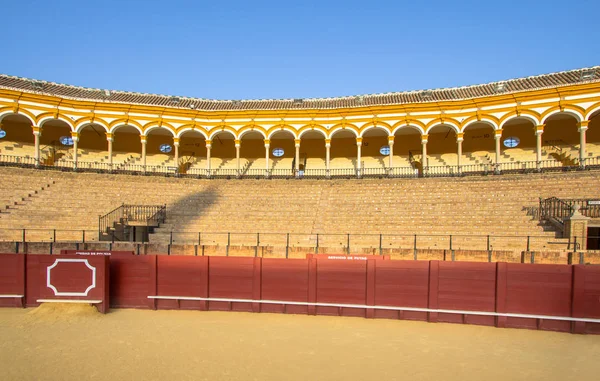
[0,304,599,381]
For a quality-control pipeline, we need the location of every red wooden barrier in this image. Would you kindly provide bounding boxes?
[2,254,600,333]
[0,254,25,307]
[24,254,110,313]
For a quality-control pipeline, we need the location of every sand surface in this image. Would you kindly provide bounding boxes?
[1,304,599,381]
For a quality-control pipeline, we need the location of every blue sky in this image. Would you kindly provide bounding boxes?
[2,0,598,99]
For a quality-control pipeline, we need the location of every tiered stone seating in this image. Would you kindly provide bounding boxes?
[0,166,599,251]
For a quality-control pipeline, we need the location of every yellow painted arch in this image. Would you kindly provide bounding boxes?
[238,125,268,139]
[328,123,359,139]
[0,108,37,125]
[208,125,237,140]
[541,106,584,123]
[499,110,541,127]
[267,125,298,139]
[359,121,392,137]
[36,113,75,130]
[176,125,209,139]
[425,118,461,134]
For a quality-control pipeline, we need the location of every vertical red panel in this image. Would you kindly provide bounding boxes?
[496,262,507,328]
[437,262,496,326]
[199,256,209,310]
[25,255,40,307]
[316,259,367,317]
[374,260,429,321]
[252,257,261,312]
[261,258,309,314]
[572,265,600,334]
[208,257,255,311]
[366,259,376,318]
[308,258,317,315]
[155,256,208,310]
[0,254,25,307]
[148,255,157,310]
[428,261,439,322]
[109,256,152,308]
[504,263,573,332]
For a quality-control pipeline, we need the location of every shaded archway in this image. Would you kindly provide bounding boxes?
[299,129,326,171]
[588,110,600,160]
[112,125,142,166]
[210,130,236,172]
[427,124,457,167]
[269,130,295,172]
[361,127,389,171]
[393,126,422,169]
[239,130,266,172]
[330,129,358,170]
[500,117,537,163]
[178,129,207,174]
[463,122,495,166]
[78,124,110,164]
[39,119,73,165]
[542,113,580,165]
[0,114,34,158]
[145,128,175,168]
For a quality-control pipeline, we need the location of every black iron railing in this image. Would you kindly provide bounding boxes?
[1,153,599,180]
[99,204,167,236]
[539,197,600,225]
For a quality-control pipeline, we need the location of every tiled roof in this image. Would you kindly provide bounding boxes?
[0,67,598,111]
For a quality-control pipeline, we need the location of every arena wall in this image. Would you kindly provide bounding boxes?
[1,253,599,333]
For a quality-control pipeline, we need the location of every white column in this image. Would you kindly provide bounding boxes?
[206,140,212,177]
[32,126,41,166]
[494,129,502,173]
[294,139,301,175]
[325,138,331,175]
[140,135,147,171]
[356,137,362,177]
[388,136,394,169]
[535,124,544,169]
[456,132,463,173]
[235,139,241,176]
[173,138,180,166]
[107,133,113,168]
[579,121,589,167]
[71,132,79,169]
[421,135,428,173]
[264,139,270,177]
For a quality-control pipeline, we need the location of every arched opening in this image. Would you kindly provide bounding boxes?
[463,122,495,166]
[0,114,34,158]
[179,130,207,173]
[393,126,422,169]
[542,113,580,166]
[240,130,266,172]
[145,128,176,167]
[113,125,142,166]
[588,110,600,159]
[500,117,537,163]
[361,127,389,171]
[211,130,236,171]
[427,124,457,167]
[39,119,73,165]
[78,124,110,164]
[269,130,295,171]
[330,129,358,170]
[299,130,326,171]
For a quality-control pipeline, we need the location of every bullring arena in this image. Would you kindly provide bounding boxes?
[1,67,600,380]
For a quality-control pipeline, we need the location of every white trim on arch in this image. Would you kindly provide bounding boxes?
[0,110,36,125]
[391,124,425,135]
[461,119,499,133]
[267,128,297,140]
[176,128,208,139]
[109,124,144,135]
[542,109,583,123]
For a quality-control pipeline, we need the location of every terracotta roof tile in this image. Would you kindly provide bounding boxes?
[0,67,598,111]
